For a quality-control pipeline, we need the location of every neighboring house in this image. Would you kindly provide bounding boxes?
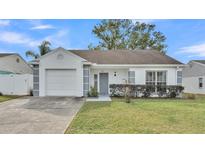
[0,53,33,74]
[182,60,205,94]
[0,53,33,95]
[31,47,183,97]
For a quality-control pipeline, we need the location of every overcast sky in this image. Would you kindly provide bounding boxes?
[0,19,205,63]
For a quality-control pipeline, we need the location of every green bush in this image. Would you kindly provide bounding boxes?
[110,84,184,98]
[169,91,177,98]
[0,92,2,96]
[87,86,98,97]
[142,89,151,98]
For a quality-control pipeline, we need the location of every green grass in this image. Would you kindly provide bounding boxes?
[0,95,18,103]
[66,97,205,134]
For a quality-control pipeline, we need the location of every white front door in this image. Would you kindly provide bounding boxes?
[45,69,77,96]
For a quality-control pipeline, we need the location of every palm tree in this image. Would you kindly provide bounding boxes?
[25,40,51,59]
[25,50,40,59]
[38,40,51,56]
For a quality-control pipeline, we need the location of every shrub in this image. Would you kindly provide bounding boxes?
[0,92,2,96]
[109,84,184,98]
[142,88,151,98]
[110,84,126,97]
[87,91,90,97]
[169,91,177,98]
[158,91,166,97]
[87,86,98,97]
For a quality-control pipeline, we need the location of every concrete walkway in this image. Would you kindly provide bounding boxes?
[86,96,112,102]
[0,97,84,134]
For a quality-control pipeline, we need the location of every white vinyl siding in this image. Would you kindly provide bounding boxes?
[182,76,205,94]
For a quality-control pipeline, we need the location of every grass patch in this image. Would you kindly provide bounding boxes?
[0,95,18,103]
[66,97,205,134]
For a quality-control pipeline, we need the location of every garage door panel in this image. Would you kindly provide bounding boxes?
[45,69,77,96]
[46,83,76,90]
[47,77,76,82]
[46,90,76,96]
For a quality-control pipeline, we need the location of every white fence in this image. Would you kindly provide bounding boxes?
[0,74,33,95]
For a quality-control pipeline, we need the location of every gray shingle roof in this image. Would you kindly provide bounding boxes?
[70,49,183,65]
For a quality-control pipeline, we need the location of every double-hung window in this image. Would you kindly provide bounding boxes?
[157,71,166,86]
[177,71,182,85]
[128,71,135,84]
[146,71,156,86]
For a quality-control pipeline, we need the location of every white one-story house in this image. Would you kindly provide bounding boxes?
[0,53,33,95]
[31,47,183,97]
[182,60,205,94]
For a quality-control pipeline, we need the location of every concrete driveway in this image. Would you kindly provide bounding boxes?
[0,97,84,134]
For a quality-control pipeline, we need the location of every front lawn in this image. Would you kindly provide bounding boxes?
[0,95,18,103]
[66,97,205,134]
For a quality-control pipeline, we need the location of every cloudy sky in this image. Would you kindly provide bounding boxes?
[0,19,205,63]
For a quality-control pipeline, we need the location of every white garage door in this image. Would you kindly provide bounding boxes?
[45,69,77,96]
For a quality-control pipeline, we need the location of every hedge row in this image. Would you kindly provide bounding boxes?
[109,84,184,98]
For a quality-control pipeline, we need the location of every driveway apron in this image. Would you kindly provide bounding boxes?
[0,97,84,134]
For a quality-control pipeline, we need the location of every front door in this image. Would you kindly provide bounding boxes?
[99,73,109,95]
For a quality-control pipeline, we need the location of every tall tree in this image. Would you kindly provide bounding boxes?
[25,50,39,59]
[25,40,51,59]
[88,20,167,53]
[38,40,51,56]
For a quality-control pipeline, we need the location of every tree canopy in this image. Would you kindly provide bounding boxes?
[88,19,167,53]
[25,40,51,59]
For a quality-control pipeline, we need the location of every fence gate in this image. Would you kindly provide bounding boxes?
[0,74,33,95]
